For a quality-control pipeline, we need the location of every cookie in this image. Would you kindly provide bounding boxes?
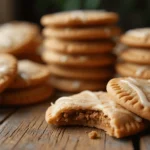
[120,48,150,65]
[107,77,150,120]
[50,76,107,92]
[43,26,121,40]
[0,54,17,93]
[45,90,147,138]
[0,21,40,54]
[42,50,116,67]
[120,28,150,48]
[44,38,115,54]
[41,10,119,27]
[0,84,53,106]
[116,62,150,79]
[9,60,50,89]
[49,64,114,80]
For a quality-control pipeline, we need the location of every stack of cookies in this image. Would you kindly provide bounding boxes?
[0,53,53,106]
[116,28,150,79]
[0,21,43,63]
[41,10,121,92]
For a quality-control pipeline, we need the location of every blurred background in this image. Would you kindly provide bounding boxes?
[0,0,149,31]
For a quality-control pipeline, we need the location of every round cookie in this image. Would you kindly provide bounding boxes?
[0,21,40,54]
[41,10,119,27]
[42,50,116,67]
[43,26,121,40]
[50,76,107,92]
[0,54,17,93]
[44,38,115,54]
[116,62,150,79]
[120,28,150,48]
[107,77,150,120]
[49,64,114,80]
[9,60,50,89]
[120,48,150,65]
[0,84,53,106]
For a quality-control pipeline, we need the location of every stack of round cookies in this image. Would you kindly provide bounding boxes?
[41,10,121,92]
[0,53,53,106]
[116,28,150,79]
[0,21,43,63]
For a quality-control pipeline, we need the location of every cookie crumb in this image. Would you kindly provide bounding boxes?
[88,131,99,139]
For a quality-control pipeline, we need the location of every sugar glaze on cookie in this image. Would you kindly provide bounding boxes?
[121,78,150,107]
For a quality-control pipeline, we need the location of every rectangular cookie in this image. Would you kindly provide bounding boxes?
[45,91,147,138]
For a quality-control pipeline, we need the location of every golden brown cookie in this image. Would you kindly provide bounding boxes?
[107,77,150,121]
[0,54,17,93]
[41,10,119,27]
[0,21,40,54]
[120,48,150,65]
[9,60,50,89]
[50,76,107,92]
[0,84,53,106]
[49,64,114,80]
[116,62,150,79]
[43,26,121,40]
[46,91,147,138]
[44,38,115,54]
[42,50,116,67]
[120,28,150,48]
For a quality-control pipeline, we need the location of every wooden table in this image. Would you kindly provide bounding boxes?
[0,93,149,150]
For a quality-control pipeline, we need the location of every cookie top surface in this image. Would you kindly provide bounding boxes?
[43,26,121,40]
[41,10,119,27]
[0,21,40,54]
[120,28,150,47]
[50,76,107,92]
[107,77,150,120]
[120,48,150,65]
[46,90,146,138]
[42,50,116,67]
[116,62,150,79]
[50,64,114,80]
[44,38,115,54]
[9,60,50,89]
[0,54,17,93]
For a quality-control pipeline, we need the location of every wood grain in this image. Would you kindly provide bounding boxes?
[0,94,146,150]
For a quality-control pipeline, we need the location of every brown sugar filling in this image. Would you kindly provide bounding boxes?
[56,110,113,134]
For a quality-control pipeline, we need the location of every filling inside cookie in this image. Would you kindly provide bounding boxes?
[55,109,113,135]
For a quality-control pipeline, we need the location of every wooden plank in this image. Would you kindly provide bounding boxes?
[0,96,135,150]
[140,130,150,150]
[104,134,134,150]
[0,108,16,124]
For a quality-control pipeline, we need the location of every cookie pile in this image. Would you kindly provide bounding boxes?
[0,53,53,106]
[45,77,150,138]
[0,21,43,63]
[116,28,150,79]
[41,10,121,92]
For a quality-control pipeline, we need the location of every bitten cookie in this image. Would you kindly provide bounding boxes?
[49,64,114,80]
[107,77,150,121]
[0,54,17,93]
[120,48,150,65]
[41,10,119,27]
[42,50,116,67]
[120,28,150,48]
[43,26,121,40]
[9,60,50,89]
[50,76,107,92]
[0,84,53,106]
[44,38,115,54]
[45,91,147,138]
[0,21,40,54]
[116,62,150,79]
